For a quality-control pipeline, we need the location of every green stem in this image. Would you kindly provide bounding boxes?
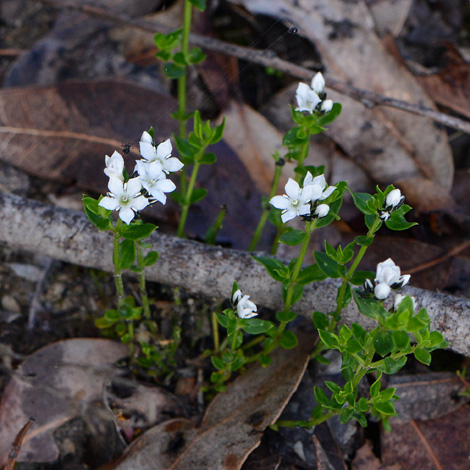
[270,227,283,255]
[136,242,152,320]
[249,163,283,251]
[294,136,310,183]
[178,0,192,140]
[212,311,220,353]
[177,159,202,237]
[278,220,316,334]
[112,221,125,310]
[275,409,336,429]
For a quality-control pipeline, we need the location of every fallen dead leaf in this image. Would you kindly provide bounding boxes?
[364,0,412,37]
[0,338,178,466]
[106,332,313,470]
[351,441,402,470]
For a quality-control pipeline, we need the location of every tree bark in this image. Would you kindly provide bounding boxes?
[1,191,469,356]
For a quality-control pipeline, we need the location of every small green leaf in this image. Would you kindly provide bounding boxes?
[385,209,417,231]
[380,356,407,374]
[378,388,397,402]
[312,311,329,330]
[280,229,306,246]
[351,323,366,340]
[280,331,298,349]
[297,264,327,285]
[276,311,297,323]
[120,223,157,240]
[199,152,217,165]
[414,348,431,366]
[374,331,394,356]
[143,251,159,266]
[189,188,208,205]
[340,408,354,424]
[119,239,136,270]
[314,251,345,278]
[318,330,339,350]
[252,256,289,282]
[314,386,330,406]
[282,282,304,306]
[163,62,185,79]
[349,270,375,286]
[215,312,229,328]
[374,402,396,416]
[241,319,274,335]
[259,354,272,367]
[211,356,225,370]
[209,118,225,144]
[95,317,116,328]
[346,338,363,354]
[429,331,445,348]
[392,330,410,350]
[325,381,342,394]
[348,190,375,215]
[370,375,382,397]
[317,102,342,127]
[188,0,206,10]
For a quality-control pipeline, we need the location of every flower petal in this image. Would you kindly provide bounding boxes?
[132,195,149,212]
[303,171,313,186]
[156,139,172,159]
[99,196,119,211]
[270,195,291,210]
[156,178,176,193]
[126,177,144,196]
[319,186,336,200]
[140,141,157,162]
[140,131,153,144]
[281,209,297,223]
[311,72,325,95]
[284,178,301,200]
[163,157,184,172]
[108,176,125,196]
[119,206,135,225]
[374,283,391,300]
[312,174,326,189]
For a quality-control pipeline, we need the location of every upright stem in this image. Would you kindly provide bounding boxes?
[249,162,283,251]
[136,242,152,320]
[112,222,125,310]
[294,136,310,183]
[212,311,220,353]
[178,0,192,140]
[177,159,202,237]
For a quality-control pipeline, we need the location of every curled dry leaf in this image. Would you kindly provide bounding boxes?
[106,333,312,470]
[0,339,128,465]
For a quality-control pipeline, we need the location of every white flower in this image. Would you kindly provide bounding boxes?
[139,132,184,174]
[374,258,410,300]
[135,160,175,205]
[99,176,149,224]
[303,172,336,201]
[320,99,333,114]
[311,72,325,95]
[385,189,404,209]
[104,151,125,182]
[314,204,330,218]
[295,82,321,114]
[270,178,318,223]
[232,289,258,319]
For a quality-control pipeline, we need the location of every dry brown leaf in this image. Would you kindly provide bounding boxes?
[231,0,453,190]
[352,441,402,470]
[107,334,312,470]
[382,407,470,469]
[312,436,338,470]
[0,339,128,465]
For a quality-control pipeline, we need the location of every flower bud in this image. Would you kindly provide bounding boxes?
[314,203,330,218]
[320,99,333,114]
[311,72,325,95]
[374,282,391,300]
[386,189,403,208]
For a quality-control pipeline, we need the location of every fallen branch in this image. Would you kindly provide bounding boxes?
[36,0,470,135]
[1,191,469,356]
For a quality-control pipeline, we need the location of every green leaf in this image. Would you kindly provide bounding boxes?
[199,152,217,165]
[173,51,189,66]
[414,348,431,366]
[252,256,289,282]
[163,62,185,79]
[392,330,410,351]
[353,289,381,320]
[209,118,225,144]
[374,331,394,356]
[241,319,274,335]
[370,375,382,397]
[374,402,396,416]
[215,312,229,328]
[189,188,208,204]
[351,323,366,340]
[314,386,330,406]
[354,235,374,247]
[211,356,225,370]
[120,223,157,240]
[317,102,342,127]
[380,356,407,374]
[83,195,112,231]
[174,135,198,161]
[379,388,397,402]
[385,208,417,231]
[228,330,243,350]
[279,229,306,246]
[353,412,368,427]
[345,338,363,354]
[119,239,136,270]
[154,29,182,51]
[348,190,375,215]
[349,270,375,286]
[312,311,329,330]
[95,317,116,328]
[340,408,354,424]
[259,354,272,367]
[337,283,352,309]
[280,331,298,349]
[318,330,339,350]
[429,331,445,348]
[325,381,342,394]
[276,311,297,323]
[314,251,345,278]
[143,251,159,266]
[188,0,207,10]
[282,282,304,306]
[297,264,327,285]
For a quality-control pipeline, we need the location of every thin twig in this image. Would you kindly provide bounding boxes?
[35,0,470,134]
[3,418,35,470]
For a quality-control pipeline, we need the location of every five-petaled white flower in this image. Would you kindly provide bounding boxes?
[104,151,125,182]
[135,160,176,205]
[373,258,410,300]
[139,132,183,174]
[232,289,258,319]
[99,176,149,225]
[270,178,317,223]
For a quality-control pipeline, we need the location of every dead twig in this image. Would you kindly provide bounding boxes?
[35,0,470,134]
[3,418,35,470]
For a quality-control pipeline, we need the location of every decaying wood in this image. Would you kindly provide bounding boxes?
[1,191,469,356]
[36,0,470,135]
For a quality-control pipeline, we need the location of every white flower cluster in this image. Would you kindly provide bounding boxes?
[270,172,336,223]
[232,289,258,319]
[364,258,410,300]
[295,72,333,115]
[99,131,184,224]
